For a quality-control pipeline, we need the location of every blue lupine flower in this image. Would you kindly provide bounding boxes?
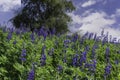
[72,54,79,66]
[72,34,78,42]
[40,47,46,66]
[20,49,27,62]
[40,54,46,66]
[88,33,93,40]
[20,57,26,62]
[105,47,110,62]
[57,65,63,72]
[50,28,56,35]
[27,68,35,80]
[30,33,35,42]
[79,51,87,66]
[115,60,119,65]
[104,64,112,76]
[13,40,17,45]
[94,34,97,40]
[7,32,12,41]
[101,29,105,37]
[48,48,54,56]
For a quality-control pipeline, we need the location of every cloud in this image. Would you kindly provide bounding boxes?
[68,10,120,39]
[81,0,97,7]
[0,0,21,12]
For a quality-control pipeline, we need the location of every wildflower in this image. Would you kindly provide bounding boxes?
[30,33,35,42]
[72,54,79,66]
[94,33,97,40]
[104,64,112,76]
[40,46,46,66]
[7,32,12,41]
[27,68,35,80]
[13,40,17,45]
[20,49,27,62]
[101,29,104,36]
[88,33,93,40]
[79,51,87,66]
[57,65,63,72]
[105,47,110,63]
[50,28,56,35]
[48,48,54,56]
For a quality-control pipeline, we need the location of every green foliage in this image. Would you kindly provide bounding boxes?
[1,28,120,80]
[11,0,75,33]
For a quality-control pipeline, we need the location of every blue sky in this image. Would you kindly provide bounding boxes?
[0,0,120,39]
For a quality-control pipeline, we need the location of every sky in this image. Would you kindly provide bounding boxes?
[0,0,120,39]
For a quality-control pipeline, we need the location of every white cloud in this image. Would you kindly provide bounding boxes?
[81,0,97,7]
[68,11,120,39]
[0,0,21,12]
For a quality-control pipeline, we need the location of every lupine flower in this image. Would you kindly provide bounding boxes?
[115,60,119,65]
[112,38,117,43]
[72,54,79,66]
[48,48,54,56]
[13,40,17,45]
[57,65,63,72]
[85,46,89,51]
[40,46,46,66]
[20,49,26,62]
[101,29,104,36]
[20,57,26,62]
[105,47,110,62]
[91,45,96,58]
[27,68,35,80]
[104,64,112,76]
[82,32,89,39]
[94,34,97,40]
[7,32,12,41]
[30,33,35,42]
[72,34,78,42]
[88,33,93,40]
[79,51,87,66]
[40,54,46,66]
[50,28,56,35]
[84,60,97,73]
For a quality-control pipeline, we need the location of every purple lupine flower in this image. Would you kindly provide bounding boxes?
[20,49,27,62]
[30,33,35,42]
[48,48,54,56]
[50,28,56,35]
[115,60,119,65]
[112,37,117,43]
[105,47,110,63]
[40,53,46,66]
[101,29,104,36]
[13,40,17,45]
[79,51,87,66]
[88,33,93,40]
[20,57,26,62]
[82,32,89,39]
[57,65,63,72]
[15,29,21,35]
[72,54,79,66]
[72,34,78,42]
[91,45,96,58]
[7,32,12,41]
[27,68,35,80]
[104,64,112,76]
[93,33,97,40]
[84,60,97,72]
[85,46,89,51]
[102,36,108,45]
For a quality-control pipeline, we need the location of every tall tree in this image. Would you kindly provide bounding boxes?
[11,0,75,33]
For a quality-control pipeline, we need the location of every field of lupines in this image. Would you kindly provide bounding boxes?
[0,27,120,80]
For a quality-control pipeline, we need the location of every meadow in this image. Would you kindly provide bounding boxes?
[0,27,120,80]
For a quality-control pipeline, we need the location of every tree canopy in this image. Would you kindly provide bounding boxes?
[11,0,75,33]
